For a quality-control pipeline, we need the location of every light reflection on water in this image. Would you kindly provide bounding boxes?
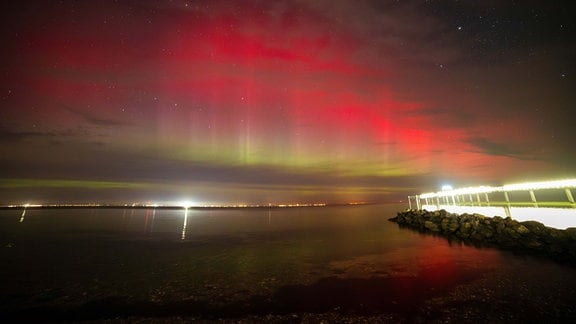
[422,204,576,229]
[181,208,188,240]
[19,208,26,223]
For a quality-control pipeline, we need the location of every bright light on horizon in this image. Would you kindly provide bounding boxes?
[178,200,194,209]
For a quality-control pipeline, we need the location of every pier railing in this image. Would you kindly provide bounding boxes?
[408,179,576,211]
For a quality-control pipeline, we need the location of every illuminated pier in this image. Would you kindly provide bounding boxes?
[407,179,576,229]
[408,179,576,211]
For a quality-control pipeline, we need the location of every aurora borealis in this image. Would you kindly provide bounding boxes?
[1,0,574,204]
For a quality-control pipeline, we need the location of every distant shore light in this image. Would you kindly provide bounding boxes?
[179,201,193,209]
[441,185,453,191]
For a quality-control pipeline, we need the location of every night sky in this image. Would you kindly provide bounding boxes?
[1,0,575,205]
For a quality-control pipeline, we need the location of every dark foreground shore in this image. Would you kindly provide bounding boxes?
[390,209,576,265]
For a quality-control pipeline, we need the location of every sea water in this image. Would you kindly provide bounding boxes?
[1,204,575,321]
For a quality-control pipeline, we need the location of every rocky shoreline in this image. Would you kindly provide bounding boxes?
[390,209,576,265]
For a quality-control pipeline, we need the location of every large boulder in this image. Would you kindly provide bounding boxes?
[521,221,549,237]
[476,226,494,239]
[456,222,473,239]
[424,220,440,232]
[515,224,530,235]
[438,214,459,233]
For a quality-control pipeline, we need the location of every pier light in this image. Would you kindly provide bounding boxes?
[502,179,576,192]
[441,185,453,191]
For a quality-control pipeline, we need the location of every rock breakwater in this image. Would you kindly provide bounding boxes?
[390,209,576,265]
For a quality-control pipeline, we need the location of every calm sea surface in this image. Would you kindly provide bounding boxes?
[1,204,575,321]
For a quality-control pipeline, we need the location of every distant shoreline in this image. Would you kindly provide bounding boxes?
[0,202,375,211]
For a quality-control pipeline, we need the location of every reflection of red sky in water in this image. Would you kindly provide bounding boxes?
[277,236,504,313]
[413,238,502,285]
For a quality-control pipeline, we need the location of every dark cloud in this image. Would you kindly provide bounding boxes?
[412,106,476,128]
[0,128,45,141]
[0,125,88,142]
[65,107,127,127]
[467,137,543,161]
